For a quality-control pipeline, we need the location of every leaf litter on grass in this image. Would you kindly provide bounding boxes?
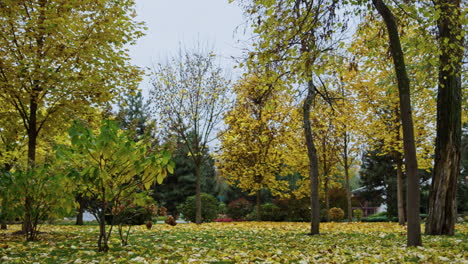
[0,222,467,263]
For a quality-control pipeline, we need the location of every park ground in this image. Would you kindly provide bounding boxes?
[0,222,466,263]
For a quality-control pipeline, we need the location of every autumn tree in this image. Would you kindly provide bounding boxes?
[236,0,345,235]
[150,47,231,224]
[372,0,422,246]
[426,0,465,236]
[218,74,293,219]
[58,120,173,252]
[0,0,144,233]
[343,16,436,225]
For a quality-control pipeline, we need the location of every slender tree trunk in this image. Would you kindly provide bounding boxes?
[343,132,352,221]
[76,194,84,225]
[396,156,406,225]
[195,163,202,224]
[426,0,463,236]
[372,0,421,246]
[303,80,320,235]
[324,178,330,222]
[256,190,261,221]
[23,97,38,237]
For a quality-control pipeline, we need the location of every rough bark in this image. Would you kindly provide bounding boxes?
[372,0,421,246]
[303,80,320,235]
[426,0,463,236]
[343,131,352,221]
[396,156,406,225]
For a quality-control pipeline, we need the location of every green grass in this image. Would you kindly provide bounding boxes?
[0,222,466,263]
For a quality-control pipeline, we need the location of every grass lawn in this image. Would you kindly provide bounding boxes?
[0,222,466,263]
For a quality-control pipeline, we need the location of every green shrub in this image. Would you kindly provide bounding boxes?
[260,203,284,221]
[329,207,345,221]
[361,216,398,222]
[227,198,253,220]
[177,193,219,223]
[274,197,310,222]
[320,208,329,222]
[218,202,227,215]
[368,211,387,218]
[353,209,363,221]
[245,203,284,221]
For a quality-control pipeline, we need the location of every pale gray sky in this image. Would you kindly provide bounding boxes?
[129,0,250,95]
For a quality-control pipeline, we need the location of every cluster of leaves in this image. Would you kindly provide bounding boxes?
[0,222,466,263]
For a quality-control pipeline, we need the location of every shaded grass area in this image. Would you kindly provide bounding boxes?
[0,222,466,263]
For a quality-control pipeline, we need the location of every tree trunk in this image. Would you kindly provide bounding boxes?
[76,194,84,225]
[426,0,463,236]
[195,163,202,224]
[1,221,6,230]
[396,156,406,225]
[343,131,352,221]
[23,96,39,236]
[372,0,421,246]
[324,178,330,222]
[303,80,320,235]
[256,190,261,221]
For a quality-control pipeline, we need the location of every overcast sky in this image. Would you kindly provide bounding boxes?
[129,0,250,95]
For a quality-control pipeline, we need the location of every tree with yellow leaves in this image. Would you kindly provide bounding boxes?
[343,16,436,226]
[218,74,293,220]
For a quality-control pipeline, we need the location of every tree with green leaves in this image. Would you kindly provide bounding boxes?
[150,47,231,224]
[153,132,217,217]
[58,120,174,252]
[0,0,144,234]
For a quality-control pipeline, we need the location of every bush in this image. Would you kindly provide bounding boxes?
[320,208,329,222]
[177,193,220,223]
[106,204,156,225]
[353,209,363,221]
[227,198,253,220]
[219,202,227,215]
[165,215,177,226]
[274,197,310,222]
[361,216,398,222]
[329,207,345,221]
[260,203,284,221]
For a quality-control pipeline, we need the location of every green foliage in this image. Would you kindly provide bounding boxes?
[177,193,220,223]
[153,133,217,216]
[353,209,364,221]
[59,119,173,251]
[6,163,74,240]
[226,198,253,220]
[248,203,285,222]
[329,207,345,221]
[274,197,311,222]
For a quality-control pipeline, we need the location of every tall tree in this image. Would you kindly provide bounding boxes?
[343,15,436,225]
[150,47,231,224]
[372,0,422,246]
[426,0,465,236]
[218,74,293,220]
[0,0,144,233]
[236,0,344,235]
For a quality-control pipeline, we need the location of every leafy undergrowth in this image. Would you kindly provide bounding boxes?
[0,222,466,263]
